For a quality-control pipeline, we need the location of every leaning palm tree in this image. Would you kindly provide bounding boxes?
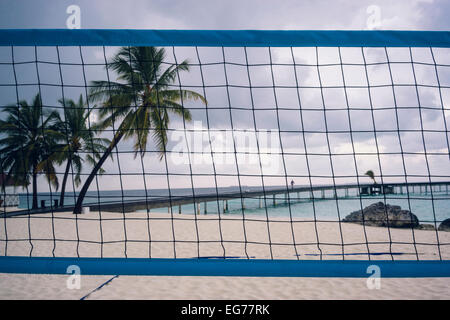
[0,94,62,209]
[365,170,377,185]
[38,95,111,207]
[73,46,206,214]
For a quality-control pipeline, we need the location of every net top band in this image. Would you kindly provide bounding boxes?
[0,29,450,47]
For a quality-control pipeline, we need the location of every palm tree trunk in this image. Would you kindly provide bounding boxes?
[59,158,71,207]
[32,168,38,210]
[73,131,123,214]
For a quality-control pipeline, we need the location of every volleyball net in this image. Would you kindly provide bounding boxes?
[0,30,449,277]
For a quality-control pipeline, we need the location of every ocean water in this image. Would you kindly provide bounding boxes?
[19,186,450,224]
[164,192,449,225]
[203,193,450,224]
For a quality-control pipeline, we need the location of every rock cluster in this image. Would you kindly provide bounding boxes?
[342,202,450,231]
[342,202,419,228]
[438,218,450,232]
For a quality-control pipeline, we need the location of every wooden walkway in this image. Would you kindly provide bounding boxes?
[2,181,449,216]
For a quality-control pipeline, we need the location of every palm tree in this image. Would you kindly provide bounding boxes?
[73,46,206,214]
[365,170,377,185]
[38,95,111,207]
[0,94,62,209]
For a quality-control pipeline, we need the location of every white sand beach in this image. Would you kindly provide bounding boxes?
[0,210,449,299]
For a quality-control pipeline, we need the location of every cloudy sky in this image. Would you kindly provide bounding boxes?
[1,0,449,30]
[0,0,449,195]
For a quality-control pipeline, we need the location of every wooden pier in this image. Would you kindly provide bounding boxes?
[2,181,449,216]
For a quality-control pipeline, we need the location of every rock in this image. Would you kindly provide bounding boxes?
[416,224,436,231]
[342,202,420,228]
[438,218,450,232]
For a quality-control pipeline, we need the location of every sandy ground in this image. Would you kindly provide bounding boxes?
[1,274,449,300]
[0,210,449,299]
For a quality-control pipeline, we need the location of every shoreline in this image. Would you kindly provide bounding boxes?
[1,210,449,260]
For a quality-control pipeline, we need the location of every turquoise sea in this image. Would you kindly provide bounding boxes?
[19,187,450,224]
[193,192,450,224]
